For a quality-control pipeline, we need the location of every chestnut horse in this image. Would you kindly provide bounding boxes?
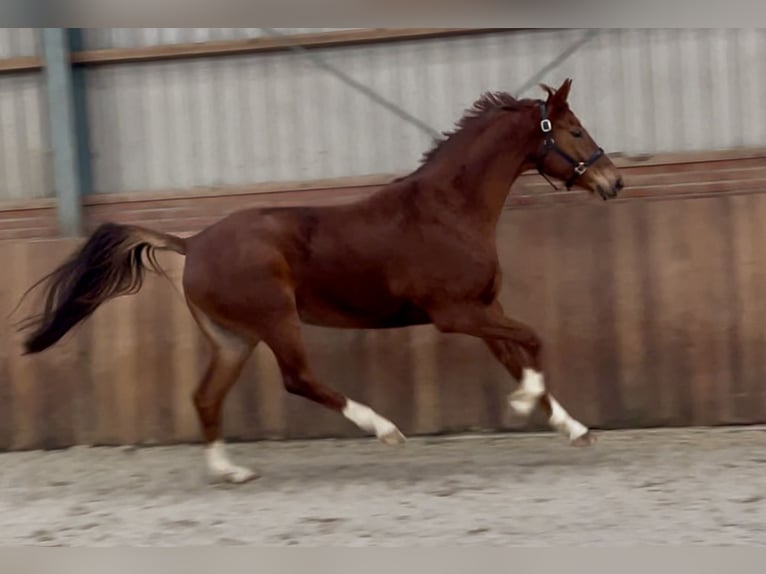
[19,79,623,483]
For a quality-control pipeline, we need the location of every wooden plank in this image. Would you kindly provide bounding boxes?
[609,201,654,426]
[647,198,694,426]
[410,325,441,435]
[588,202,623,427]
[548,203,603,427]
[71,29,502,67]
[111,290,140,445]
[361,328,418,436]
[726,194,766,423]
[0,56,43,75]
[683,198,730,425]
[0,244,17,449]
[505,182,766,210]
[89,276,126,445]
[0,198,57,213]
[432,331,491,433]
[612,147,766,168]
[631,200,666,427]
[0,28,501,75]
[71,148,766,208]
[81,175,398,206]
[747,195,766,422]
[6,242,45,449]
[81,176,766,221]
[39,241,86,449]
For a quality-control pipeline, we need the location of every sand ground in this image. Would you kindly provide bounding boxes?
[1,426,764,545]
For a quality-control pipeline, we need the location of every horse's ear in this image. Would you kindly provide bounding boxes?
[548,78,573,111]
[539,83,556,99]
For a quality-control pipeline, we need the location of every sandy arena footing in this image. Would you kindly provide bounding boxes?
[1,426,764,545]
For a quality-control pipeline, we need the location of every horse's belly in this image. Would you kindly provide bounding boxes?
[294,284,430,329]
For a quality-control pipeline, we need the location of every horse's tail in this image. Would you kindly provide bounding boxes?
[17,222,187,355]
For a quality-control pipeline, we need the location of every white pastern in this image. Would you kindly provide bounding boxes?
[343,399,406,444]
[508,368,545,416]
[548,397,589,441]
[205,441,257,483]
[507,369,589,441]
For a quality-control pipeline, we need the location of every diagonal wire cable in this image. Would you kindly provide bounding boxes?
[259,28,601,140]
[259,28,441,139]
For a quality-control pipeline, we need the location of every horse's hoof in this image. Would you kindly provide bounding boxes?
[380,429,407,446]
[212,466,259,484]
[570,431,597,447]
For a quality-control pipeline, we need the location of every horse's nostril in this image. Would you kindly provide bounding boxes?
[615,177,624,191]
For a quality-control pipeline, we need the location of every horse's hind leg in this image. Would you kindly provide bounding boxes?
[189,304,257,483]
[263,304,406,445]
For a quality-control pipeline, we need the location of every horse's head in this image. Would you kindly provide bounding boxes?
[533,78,623,200]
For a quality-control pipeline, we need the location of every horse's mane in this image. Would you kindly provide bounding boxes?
[402,91,537,179]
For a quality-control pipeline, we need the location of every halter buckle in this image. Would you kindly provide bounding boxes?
[540,119,552,133]
[574,162,588,175]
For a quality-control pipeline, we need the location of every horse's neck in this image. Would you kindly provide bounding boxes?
[416,130,533,225]
[470,151,530,222]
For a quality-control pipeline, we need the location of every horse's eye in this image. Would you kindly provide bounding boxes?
[571,129,583,138]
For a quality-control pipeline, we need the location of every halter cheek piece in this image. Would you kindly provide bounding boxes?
[535,102,604,191]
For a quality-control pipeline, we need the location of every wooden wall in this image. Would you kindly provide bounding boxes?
[1,149,765,450]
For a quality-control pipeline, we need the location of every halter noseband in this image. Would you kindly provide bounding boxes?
[535,102,604,191]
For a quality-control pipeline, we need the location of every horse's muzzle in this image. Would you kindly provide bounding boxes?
[597,177,624,201]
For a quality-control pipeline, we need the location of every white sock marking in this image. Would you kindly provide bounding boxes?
[205,441,255,483]
[508,368,589,441]
[343,399,400,439]
[508,368,545,416]
[548,397,589,441]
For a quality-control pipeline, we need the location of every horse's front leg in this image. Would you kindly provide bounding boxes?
[430,300,596,446]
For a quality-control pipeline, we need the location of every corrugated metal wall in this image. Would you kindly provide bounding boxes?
[82,28,766,195]
[0,28,40,57]
[0,29,764,200]
[0,28,51,201]
[81,28,357,49]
